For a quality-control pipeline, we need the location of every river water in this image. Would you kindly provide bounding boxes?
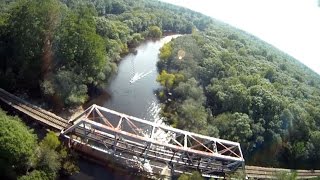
[74,35,180,179]
[86,35,180,122]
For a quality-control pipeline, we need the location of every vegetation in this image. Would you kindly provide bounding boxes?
[0,0,211,108]
[178,171,204,180]
[0,0,319,172]
[147,25,162,38]
[157,24,320,169]
[0,109,78,179]
[274,171,298,180]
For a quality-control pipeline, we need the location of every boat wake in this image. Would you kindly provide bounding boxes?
[129,70,153,84]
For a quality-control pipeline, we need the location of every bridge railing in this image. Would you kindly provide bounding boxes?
[61,104,244,177]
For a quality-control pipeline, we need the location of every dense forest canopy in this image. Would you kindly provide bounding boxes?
[0,0,211,107]
[0,0,320,171]
[0,109,78,179]
[157,23,320,169]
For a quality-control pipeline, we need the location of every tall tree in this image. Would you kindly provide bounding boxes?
[0,109,37,179]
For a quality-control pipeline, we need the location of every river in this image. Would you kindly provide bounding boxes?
[73,35,180,179]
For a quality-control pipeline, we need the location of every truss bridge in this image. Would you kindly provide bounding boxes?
[61,104,244,177]
[6,88,319,178]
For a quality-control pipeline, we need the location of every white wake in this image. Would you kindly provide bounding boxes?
[129,70,153,84]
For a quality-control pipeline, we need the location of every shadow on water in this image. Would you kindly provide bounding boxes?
[69,157,147,180]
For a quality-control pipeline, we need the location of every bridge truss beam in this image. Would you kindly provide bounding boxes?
[61,104,244,177]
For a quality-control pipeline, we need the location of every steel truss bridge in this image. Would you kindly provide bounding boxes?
[61,104,244,177]
[1,88,320,179]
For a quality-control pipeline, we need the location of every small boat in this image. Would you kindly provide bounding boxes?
[130,73,142,83]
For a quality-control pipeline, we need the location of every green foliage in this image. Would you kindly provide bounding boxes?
[159,42,172,60]
[157,70,176,89]
[18,170,49,180]
[54,5,108,82]
[36,146,61,178]
[177,99,208,134]
[157,24,320,168]
[1,0,320,170]
[0,109,78,179]
[129,33,144,47]
[174,78,205,102]
[274,171,298,180]
[147,25,162,38]
[214,113,253,143]
[0,109,37,178]
[36,131,79,178]
[0,0,208,107]
[226,170,247,180]
[40,131,60,150]
[178,171,204,180]
[3,0,62,89]
[43,70,89,106]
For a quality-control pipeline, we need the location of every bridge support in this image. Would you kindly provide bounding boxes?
[61,104,245,178]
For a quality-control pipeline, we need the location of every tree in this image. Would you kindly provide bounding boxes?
[174,78,205,103]
[18,170,49,180]
[43,70,89,106]
[156,26,320,168]
[46,4,110,106]
[5,0,62,90]
[309,131,320,160]
[159,42,172,60]
[36,131,79,178]
[0,109,78,179]
[157,70,176,89]
[0,109,37,178]
[128,33,144,47]
[177,99,208,135]
[55,6,106,80]
[36,144,61,178]
[213,113,253,144]
[147,25,162,38]
[110,1,126,14]
[40,131,60,149]
[178,171,204,180]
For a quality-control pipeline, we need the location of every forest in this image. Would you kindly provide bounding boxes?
[0,0,211,108]
[157,23,320,169]
[0,0,320,176]
[0,109,78,179]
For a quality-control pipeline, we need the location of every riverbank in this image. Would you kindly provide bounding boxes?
[0,35,181,179]
[68,35,181,179]
[56,34,182,121]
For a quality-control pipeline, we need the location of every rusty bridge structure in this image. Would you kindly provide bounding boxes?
[61,104,244,177]
[1,88,320,179]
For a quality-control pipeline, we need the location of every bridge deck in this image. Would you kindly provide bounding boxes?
[0,88,70,130]
[0,88,319,178]
[62,104,245,177]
